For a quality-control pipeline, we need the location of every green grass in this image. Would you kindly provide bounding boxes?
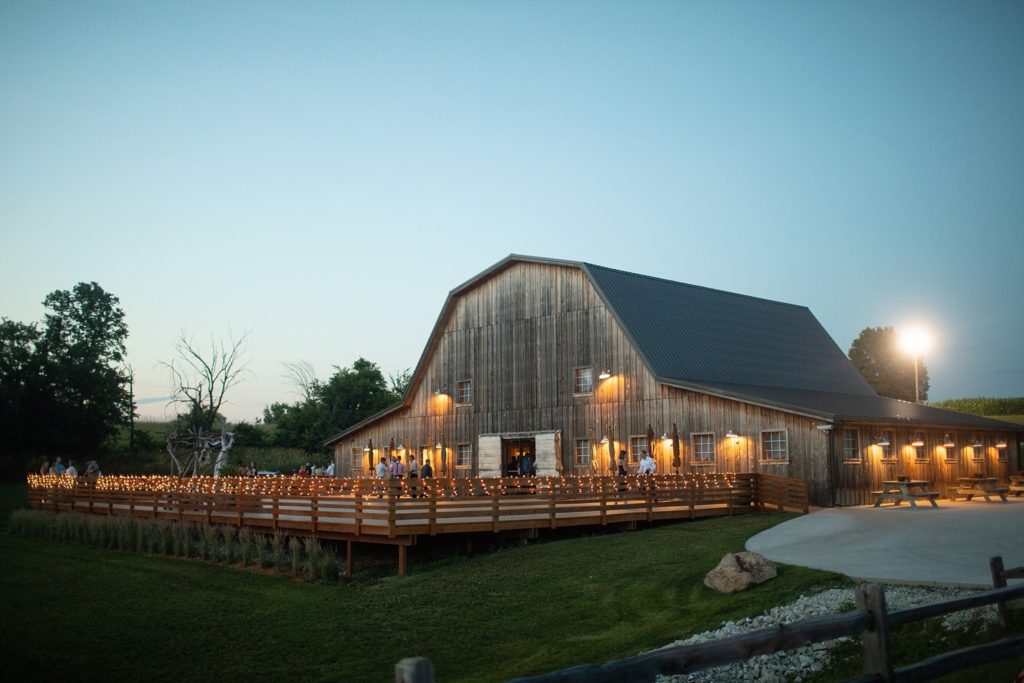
[0,484,848,682]
[2,483,1018,682]
[993,414,1024,425]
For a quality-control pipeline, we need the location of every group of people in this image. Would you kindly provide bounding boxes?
[39,457,101,477]
[296,462,335,477]
[375,454,433,480]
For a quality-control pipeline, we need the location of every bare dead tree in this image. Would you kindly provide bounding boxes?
[282,359,318,401]
[162,331,249,476]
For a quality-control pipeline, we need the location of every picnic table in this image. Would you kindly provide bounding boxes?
[952,477,1009,503]
[872,480,940,508]
[1010,474,1024,497]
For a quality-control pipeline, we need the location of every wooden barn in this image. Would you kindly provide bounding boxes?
[326,255,1020,507]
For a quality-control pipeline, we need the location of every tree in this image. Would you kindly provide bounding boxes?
[162,332,248,476]
[848,326,929,402]
[264,358,403,453]
[0,283,132,474]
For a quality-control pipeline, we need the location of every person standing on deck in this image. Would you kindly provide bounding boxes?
[375,457,388,479]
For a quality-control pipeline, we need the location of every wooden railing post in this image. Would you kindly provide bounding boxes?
[990,556,1010,630]
[491,482,500,533]
[387,481,397,538]
[354,487,363,536]
[856,583,894,682]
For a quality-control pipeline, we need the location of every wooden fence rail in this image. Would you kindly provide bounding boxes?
[395,559,1023,682]
[26,472,809,576]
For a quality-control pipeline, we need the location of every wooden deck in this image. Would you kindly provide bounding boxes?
[26,472,808,575]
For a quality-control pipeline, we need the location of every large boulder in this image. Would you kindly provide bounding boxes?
[704,551,777,593]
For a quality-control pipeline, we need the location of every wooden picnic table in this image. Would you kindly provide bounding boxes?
[1010,474,1024,497]
[872,480,940,508]
[952,477,1009,503]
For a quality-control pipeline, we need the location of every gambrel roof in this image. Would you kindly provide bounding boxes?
[325,255,1019,445]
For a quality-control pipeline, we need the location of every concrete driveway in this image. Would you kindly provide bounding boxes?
[746,498,1024,587]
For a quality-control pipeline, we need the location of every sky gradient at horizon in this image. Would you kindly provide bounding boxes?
[2,1,1022,422]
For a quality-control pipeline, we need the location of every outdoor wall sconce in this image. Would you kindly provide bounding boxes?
[725,430,737,439]
[660,432,669,440]
[994,439,1008,449]
[433,387,448,396]
[972,438,984,449]
[909,436,925,448]
[598,369,612,380]
[599,435,610,444]
[942,434,956,448]
[362,446,371,452]
[434,442,442,449]
[874,435,891,447]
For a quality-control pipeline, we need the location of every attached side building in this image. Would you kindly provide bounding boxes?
[326,255,1020,506]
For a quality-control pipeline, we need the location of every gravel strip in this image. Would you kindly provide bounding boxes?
[656,585,998,683]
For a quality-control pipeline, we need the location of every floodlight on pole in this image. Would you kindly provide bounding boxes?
[898,326,931,403]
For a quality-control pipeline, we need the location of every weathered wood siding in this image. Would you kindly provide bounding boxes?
[334,261,837,504]
[830,424,1020,506]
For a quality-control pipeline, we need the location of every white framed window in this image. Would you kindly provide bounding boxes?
[456,379,473,405]
[420,445,431,467]
[351,447,363,469]
[456,443,473,468]
[879,430,896,462]
[628,435,646,463]
[761,430,788,462]
[943,439,960,464]
[913,433,929,462]
[971,441,986,462]
[573,367,593,394]
[691,432,716,464]
[996,437,1008,462]
[842,430,860,462]
[574,439,591,466]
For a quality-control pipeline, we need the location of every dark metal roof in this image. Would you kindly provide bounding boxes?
[583,263,876,396]
[669,381,1023,430]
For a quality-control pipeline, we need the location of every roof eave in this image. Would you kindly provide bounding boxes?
[655,378,836,422]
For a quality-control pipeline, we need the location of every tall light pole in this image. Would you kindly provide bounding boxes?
[898,327,931,403]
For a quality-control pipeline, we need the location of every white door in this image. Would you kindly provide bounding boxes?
[477,435,502,477]
[535,432,559,476]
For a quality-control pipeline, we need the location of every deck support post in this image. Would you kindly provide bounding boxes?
[397,544,407,577]
[346,540,354,577]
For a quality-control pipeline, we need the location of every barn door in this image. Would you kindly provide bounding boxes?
[535,432,559,476]
[477,436,502,477]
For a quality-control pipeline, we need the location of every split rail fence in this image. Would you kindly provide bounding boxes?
[395,557,1024,683]
[26,472,807,575]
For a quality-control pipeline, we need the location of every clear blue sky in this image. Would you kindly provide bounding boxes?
[2,1,1022,422]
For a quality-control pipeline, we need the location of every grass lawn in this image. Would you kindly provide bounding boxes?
[0,482,850,682]
[2,482,1019,682]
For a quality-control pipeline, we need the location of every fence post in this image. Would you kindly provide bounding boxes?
[856,583,894,682]
[990,556,1010,630]
[395,656,434,683]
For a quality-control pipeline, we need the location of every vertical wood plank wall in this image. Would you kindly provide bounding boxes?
[334,261,1018,507]
[831,425,1019,506]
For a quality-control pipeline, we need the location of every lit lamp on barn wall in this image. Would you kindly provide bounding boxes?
[898,326,931,403]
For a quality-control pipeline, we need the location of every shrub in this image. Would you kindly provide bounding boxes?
[272,532,286,572]
[239,527,254,567]
[289,536,302,577]
[221,526,236,565]
[304,537,322,582]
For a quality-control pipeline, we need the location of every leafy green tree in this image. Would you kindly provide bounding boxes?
[264,358,404,454]
[848,326,929,402]
[0,283,132,472]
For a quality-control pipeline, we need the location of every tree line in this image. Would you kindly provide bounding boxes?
[0,281,410,478]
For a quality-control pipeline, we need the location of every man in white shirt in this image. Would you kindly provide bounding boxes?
[638,451,656,475]
[325,461,335,477]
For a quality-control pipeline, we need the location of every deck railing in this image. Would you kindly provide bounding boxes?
[25,472,804,539]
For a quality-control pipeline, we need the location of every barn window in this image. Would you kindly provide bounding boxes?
[456,379,473,404]
[628,435,646,463]
[761,430,788,462]
[692,432,716,464]
[574,367,593,394]
[456,443,473,468]
[574,439,591,466]
[877,430,896,462]
[913,433,930,462]
[350,448,363,469]
[842,430,860,462]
